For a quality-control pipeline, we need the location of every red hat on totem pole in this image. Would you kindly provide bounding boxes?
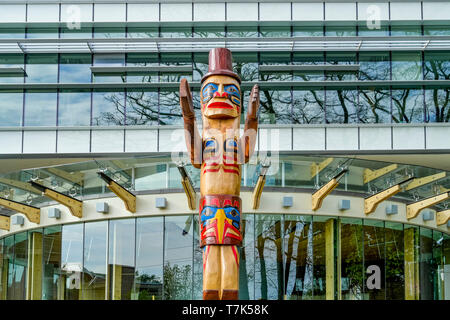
[201,47,241,84]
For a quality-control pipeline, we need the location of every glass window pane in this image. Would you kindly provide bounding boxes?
[325,26,356,36]
[93,54,125,83]
[255,214,283,300]
[385,222,405,300]
[284,215,313,300]
[193,26,225,38]
[108,219,135,300]
[126,53,159,83]
[391,88,424,123]
[61,224,83,300]
[3,236,14,300]
[26,54,58,83]
[159,89,182,125]
[326,52,357,81]
[126,89,159,125]
[43,226,62,300]
[0,90,23,126]
[83,221,107,300]
[425,88,450,122]
[340,218,363,300]
[192,215,203,300]
[60,54,92,83]
[11,233,28,300]
[363,220,385,300]
[424,52,450,80]
[293,26,323,37]
[59,90,91,126]
[164,215,193,300]
[391,26,422,36]
[424,26,450,36]
[326,89,359,123]
[60,27,92,39]
[26,28,58,39]
[358,25,389,36]
[259,88,292,124]
[92,90,125,126]
[134,217,163,300]
[127,27,158,38]
[260,26,291,37]
[239,213,255,300]
[359,52,390,81]
[227,26,258,38]
[94,27,125,38]
[0,54,24,84]
[24,90,57,126]
[392,52,422,81]
[293,52,325,81]
[0,28,25,39]
[160,27,192,38]
[233,52,258,82]
[419,227,433,300]
[135,163,167,191]
[359,89,391,123]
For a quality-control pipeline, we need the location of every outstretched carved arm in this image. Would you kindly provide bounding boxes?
[179,78,202,168]
[242,84,260,164]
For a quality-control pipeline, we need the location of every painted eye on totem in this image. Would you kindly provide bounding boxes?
[203,207,215,217]
[201,83,218,104]
[229,209,239,218]
[224,84,241,106]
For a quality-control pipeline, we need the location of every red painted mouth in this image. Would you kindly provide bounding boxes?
[207,101,234,109]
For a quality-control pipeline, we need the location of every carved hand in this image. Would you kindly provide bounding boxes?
[179,78,195,121]
[246,84,260,121]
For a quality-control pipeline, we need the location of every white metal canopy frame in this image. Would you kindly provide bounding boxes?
[0,36,450,53]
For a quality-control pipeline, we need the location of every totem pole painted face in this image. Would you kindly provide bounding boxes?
[200,75,241,119]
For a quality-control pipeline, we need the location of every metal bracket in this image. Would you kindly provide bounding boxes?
[363,164,398,184]
[177,165,197,211]
[98,172,136,213]
[29,181,83,218]
[404,172,446,191]
[310,157,334,179]
[0,196,40,224]
[406,192,450,220]
[252,159,271,210]
[311,169,348,211]
[0,215,10,231]
[364,177,414,215]
[436,209,450,226]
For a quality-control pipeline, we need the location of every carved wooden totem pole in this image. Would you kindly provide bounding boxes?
[179,48,259,300]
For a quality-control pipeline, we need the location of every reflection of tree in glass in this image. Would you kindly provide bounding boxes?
[425,55,450,122]
[134,272,162,300]
[255,216,283,300]
[163,263,192,300]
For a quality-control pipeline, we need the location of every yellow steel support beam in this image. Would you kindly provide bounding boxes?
[29,181,83,218]
[177,165,197,210]
[364,177,414,215]
[325,219,335,300]
[404,227,419,300]
[252,174,266,210]
[0,216,10,231]
[311,169,348,211]
[404,172,446,191]
[0,197,40,224]
[363,164,398,184]
[436,209,450,226]
[98,172,136,213]
[406,192,450,220]
[310,157,334,179]
[46,168,85,186]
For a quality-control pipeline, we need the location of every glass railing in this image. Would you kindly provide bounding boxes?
[0,154,449,212]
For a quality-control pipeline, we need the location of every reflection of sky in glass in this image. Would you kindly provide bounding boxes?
[136,217,163,278]
[164,216,193,264]
[60,54,92,83]
[61,224,83,265]
[135,165,167,191]
[93,54,125,83]
[109,219,135,268]
[59,91,91,126]
[26,28,58,39]
[0,28,25,38]
[26,54,58,83]
[0,91,23,126]
[92,91,125,126]
[60,27,93,39]
[24,91,57,126]
[84,221,107,274]
[0,54,24,84]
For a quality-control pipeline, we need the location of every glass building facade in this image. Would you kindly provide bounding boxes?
[1,214,449,300]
